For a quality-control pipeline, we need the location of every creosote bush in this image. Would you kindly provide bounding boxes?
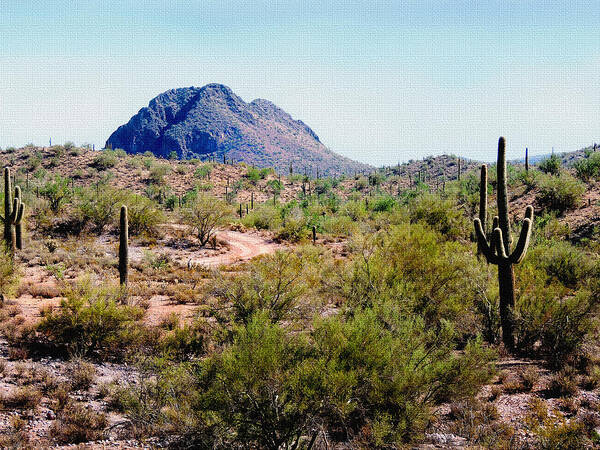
[536,172,585,214]
[183,194,232,246]
[37,276,146,356]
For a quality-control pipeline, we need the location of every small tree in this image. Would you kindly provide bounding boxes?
[40,175,71,212]
[183,194,232,246]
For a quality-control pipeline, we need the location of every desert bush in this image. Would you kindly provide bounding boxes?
[241,203,281,230]
[341,199,368,221]
[275,207,307,242]
[536,173,584,214]
[149,164,171,185]
[410,193,469,240]
[245,167,263,182]
[194,165,211,179]
[208,250,309,326]
[532,411,587,449]
[92,150,118,170]
[574,152,600,180]
[514,268,598,368]
[371,195,396,212]
[538,153,562,175]
[50,401,107,444]
[69,360,96,390]
[183,194,232,246]
[447,399,513,447]
[37,277,145,356]
[321,214,359,236]
[336,224,488,337]
[547,366,579,398]
[122,193,165,236]
[74,186,124,233]
[0,386,42,409]
[109,357,199,436]
[40,175,71,212]
[160,319,208,360]
[533,241,593,287]
[193,307,494,447]
[0,246,20,298]
[354,176,368,191]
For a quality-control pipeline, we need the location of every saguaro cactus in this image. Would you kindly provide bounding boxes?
[14,186,24,250]
[474,137,533,351]
[525,147,529,172]
[119,205,129,286]
[1,168,24,254]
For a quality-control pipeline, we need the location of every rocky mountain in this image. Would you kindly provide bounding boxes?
[106,84,371,176]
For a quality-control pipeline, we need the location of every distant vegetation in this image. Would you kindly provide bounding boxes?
[0,141,598,447]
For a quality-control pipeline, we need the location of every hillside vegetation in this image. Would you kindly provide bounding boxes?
[0,141,599,447]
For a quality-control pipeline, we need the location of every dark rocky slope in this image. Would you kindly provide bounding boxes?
[106,84,370,175]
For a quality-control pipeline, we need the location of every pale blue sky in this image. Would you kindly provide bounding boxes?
[1,1,599,165]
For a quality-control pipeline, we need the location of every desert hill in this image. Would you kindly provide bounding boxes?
[106,84,371,176]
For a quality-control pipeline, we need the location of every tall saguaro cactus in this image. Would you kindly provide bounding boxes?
[474,137,533,351]
[14,186,24,250]
[119,205,129,286]
[1,168,24,254]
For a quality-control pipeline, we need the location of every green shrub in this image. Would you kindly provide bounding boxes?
[208,250,308,326]
[92,150,118,170]
[40,175,71,212]
[241,203,281,230]
[409,194,469,240]
[245,167,262,182]
[538,154,562,175]
[194,307,494,447]
[149,164,171,185]
[514,248,599,368]
[335,224,488,337]
[0,246,20,298]
[183,194,232,246]
[74,187,124,233]
[321,214,359,236]
[194,165,212,179]
[50,401,108,444]
[160,319,208,360]
[536,173,584,214]
[574,152,600,180]
[122,194,165,236]
[275,207,307,242]
[37,277,145,356]
[372,195,396,212]
[534,241,593,287]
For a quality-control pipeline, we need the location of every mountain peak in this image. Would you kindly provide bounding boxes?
[106,84,367,175]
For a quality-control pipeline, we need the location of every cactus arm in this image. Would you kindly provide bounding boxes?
[9,198,19,222]
[492,228,509,260]
[496,137,512,253]
[524,205,533,221]
[509,217,532,264]
[492,216,499,231]
[14,201,23,225]
[479,165,487,229]
[474,218,496,262]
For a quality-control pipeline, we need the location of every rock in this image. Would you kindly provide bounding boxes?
[106,84,370,176]
[426,433,467,446]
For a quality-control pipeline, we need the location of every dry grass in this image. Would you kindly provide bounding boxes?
[0,386,42,410]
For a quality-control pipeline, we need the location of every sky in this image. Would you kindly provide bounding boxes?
[1,1,599,165]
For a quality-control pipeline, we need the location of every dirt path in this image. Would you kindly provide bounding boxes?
[200,230,282,267]
[129,228,283,269]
